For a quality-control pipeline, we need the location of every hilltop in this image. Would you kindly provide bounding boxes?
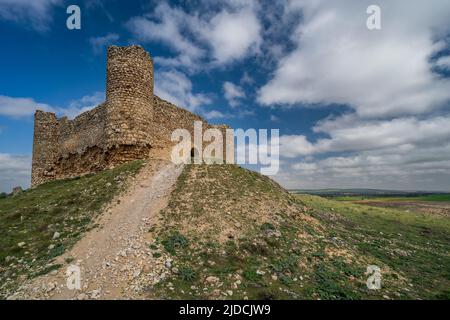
[1,162,449,299]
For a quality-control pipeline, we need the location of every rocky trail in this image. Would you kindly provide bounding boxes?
[10,161,184,300]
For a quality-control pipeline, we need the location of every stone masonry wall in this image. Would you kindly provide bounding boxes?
[31,45,233,187]
[105,46,154,149]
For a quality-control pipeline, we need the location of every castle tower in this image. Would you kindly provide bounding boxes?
[105,45,154,151]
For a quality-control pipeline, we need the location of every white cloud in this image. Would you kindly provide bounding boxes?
[199,9,262,64]
[126,2,262,69]
[64,92,105,119]
[223,81,246,107]
[0,153,31,193]
[89,33,120,54]
[435,56,450,70]
[126,3,205,70]
[0,0,62,32]
[275,113,450,191]
[275,142,450,191]
[154,70,212,112]
[0,92,105,120]
[204,110,229,120]
[253,0,450,190]
[258,0,450,119]
[0,95,55,117]
[280,115,450,157]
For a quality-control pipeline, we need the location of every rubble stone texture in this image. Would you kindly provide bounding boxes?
[31,45,233,186]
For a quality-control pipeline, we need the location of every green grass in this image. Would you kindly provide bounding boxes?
[333,194,450,202]
[0,160,144,299]
[148,164,394,300]
[298,194,450,299]
[147,164,450,300]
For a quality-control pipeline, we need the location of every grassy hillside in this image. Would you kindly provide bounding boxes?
[0,161,144,299]
[145,164,427,300]
[1,162,448,300]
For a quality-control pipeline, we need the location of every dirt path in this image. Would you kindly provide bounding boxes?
[10,160,184,300]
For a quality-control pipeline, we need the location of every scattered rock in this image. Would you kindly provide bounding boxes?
[52,232,60,240]
[91,289,101,299]
[46,282,56,292]
[77,293,87,300]
[205,276,220,285]
[17,242,26,248]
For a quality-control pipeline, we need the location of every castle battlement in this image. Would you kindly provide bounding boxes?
[31,45,232,186]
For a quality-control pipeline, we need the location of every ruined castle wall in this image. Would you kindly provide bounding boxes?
[31,45,234,187]
[31,111,59,186]
[31,104,109,186]
[152,96,234,163]
[57,103,107,155]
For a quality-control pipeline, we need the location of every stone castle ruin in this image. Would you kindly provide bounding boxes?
[31,45,232,186]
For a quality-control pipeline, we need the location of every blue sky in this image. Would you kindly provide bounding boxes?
[1,0,450,192]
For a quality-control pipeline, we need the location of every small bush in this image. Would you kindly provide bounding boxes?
[271,255,298,273]
[178,266,197,282]
[279,274,293,286]
[243,267,262,282]
[48,244,65,259]
[162,232,189,255]
[261,223,276,231]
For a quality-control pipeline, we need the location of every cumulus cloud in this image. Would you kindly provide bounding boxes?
[435,56,450,70]
[204,110,229,120]
[0,95,55,117]
[154,70,212,112]
[258,0,450,118]
[0,0,62,32]
[126,4,205,70]
[223,81,246,107]
[89,33,120,54]
[63,92,105,119]
[252,0,450,191]
[280,115,450,157]
[275,113,450,191]
[199,9,261,65]
[0,153,31,193]
[0,92,105,120]
[275,142,450,191]
[126,1,262,69]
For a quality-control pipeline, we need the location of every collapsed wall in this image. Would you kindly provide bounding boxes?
[31,45,233,187]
